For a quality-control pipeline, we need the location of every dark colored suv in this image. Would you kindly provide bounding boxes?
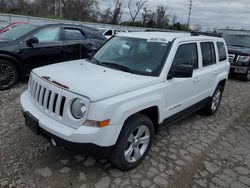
[224,34,250,81]
[0,23,106,90]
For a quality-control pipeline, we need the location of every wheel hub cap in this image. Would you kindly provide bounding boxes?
[124,125,150,163]
[211,90,221,111]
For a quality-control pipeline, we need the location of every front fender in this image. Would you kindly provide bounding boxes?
[87,83,166,125]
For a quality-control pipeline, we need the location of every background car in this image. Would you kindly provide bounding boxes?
[224,34,250,81]
[0,21,28,33]
[98,28,128,39]
[0,23,107,90]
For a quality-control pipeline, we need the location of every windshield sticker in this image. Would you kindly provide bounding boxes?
[147,37,169,43]
[146,68,152,73]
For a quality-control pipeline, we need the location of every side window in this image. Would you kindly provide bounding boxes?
[64,28,85,40]
[105,30,113,36]
[201,42,216,66]
[216,42,227,61]
[33,27,60,42]
[172,43,198,69]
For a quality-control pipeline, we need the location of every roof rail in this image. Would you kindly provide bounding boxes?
[191,31,222,37]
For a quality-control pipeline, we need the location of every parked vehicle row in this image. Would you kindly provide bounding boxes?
[0,20,247,170]
[20,32,230,170]
[0,23,106,90]
[97,28,128,39]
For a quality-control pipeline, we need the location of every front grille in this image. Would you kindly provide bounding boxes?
[228,54,235,63]
[28,73,89,129]
[30,78,66,117]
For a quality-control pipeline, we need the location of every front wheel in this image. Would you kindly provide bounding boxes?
[110,114,154,171]
[0,60,18,90]
[243,68,250,81]
[202,85,223,115]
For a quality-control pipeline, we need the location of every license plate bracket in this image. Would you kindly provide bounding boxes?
[24,111,39,135]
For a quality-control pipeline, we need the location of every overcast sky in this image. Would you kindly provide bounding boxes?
[100,0,250,30]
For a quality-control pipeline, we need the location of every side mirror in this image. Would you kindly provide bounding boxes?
[26,37,39,47]
[168,64,193,79]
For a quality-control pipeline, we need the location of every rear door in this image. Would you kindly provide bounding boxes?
[196,41,218,98]
[63,27,92,61]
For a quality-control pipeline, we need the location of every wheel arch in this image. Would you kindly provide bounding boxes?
[0,54,22,78]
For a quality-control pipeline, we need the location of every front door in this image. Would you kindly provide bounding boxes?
[165,42,202,118]
[19,25,64,75]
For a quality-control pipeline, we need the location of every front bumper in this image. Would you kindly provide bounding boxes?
[230,65,248,74]
[20,91,121,155]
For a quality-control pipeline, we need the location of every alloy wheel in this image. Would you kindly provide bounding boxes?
[211,89,221,112]
[124,125,150,163]
[0,63,16,88]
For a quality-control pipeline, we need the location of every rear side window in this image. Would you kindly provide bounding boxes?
[216,42,227,61]
[64,28,85,40]
[201,42,216,66]
[172,43,198,69]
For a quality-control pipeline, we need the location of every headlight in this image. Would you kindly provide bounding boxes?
[71,98,87,119]
[238,55,250,63]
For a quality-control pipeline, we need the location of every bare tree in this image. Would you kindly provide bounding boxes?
[171,14,178,25]
[155,5,169,28]
[105,0,123,24]
[141,7,150,26]
[128,0,147,25]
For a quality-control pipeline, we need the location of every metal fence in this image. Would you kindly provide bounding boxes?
[0,13,176,32]
[218,29,250,35]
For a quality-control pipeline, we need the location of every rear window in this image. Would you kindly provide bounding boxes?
[201,42,216,67]
[64,28,85,40]
[216,42,227,61]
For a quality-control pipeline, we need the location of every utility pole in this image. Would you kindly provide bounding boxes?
[59,0,63,18]
[187,0,192,28]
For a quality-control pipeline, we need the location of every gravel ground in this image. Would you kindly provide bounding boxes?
[0,79,250,188]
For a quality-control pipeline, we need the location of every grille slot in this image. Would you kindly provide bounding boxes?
[228,54,235,63]
[60,97,66,117]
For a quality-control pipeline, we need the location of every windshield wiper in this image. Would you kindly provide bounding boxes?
[89,57,101,65]
[100,62,131,73]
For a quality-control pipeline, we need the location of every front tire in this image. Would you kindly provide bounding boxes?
[243,68,250,81]
[0,60,18,90]
[110,114,154,171]
[203,85,223,115]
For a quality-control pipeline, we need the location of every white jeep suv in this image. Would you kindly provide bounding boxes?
[20,32,230,170]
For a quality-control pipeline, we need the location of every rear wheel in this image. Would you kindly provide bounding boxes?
[110,114,154,171]
[0,60,18,90]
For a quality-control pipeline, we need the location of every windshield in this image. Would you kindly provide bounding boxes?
[0,24,38,41]
[224,34,250,48]
[90,36,170,76]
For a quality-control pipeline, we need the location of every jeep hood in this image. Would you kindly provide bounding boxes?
[33,60,160,101]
